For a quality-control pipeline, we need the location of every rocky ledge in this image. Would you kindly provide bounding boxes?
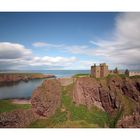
[0,73,55,83]
[31,79,61,117]
[0,109,37,128]
[73,76,140,115]
[0,75,140,128]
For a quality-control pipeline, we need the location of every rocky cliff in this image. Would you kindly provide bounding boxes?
[31,79,61,117]
[73,76,140,115]
[0,73,55,84]
[0,75,140,128]
[0,109,37,128]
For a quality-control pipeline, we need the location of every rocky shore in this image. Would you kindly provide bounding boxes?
[0,75,140,128]
[0,73,56,84]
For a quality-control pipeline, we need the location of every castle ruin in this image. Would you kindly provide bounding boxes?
[125,70,140,77]
[91,63,140,78]
[91,63,109,78]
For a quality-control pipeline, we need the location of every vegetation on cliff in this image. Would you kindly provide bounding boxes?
[0,100,31,113]
[73,73,90,78]
[0,74,140,128]
[30,84,112,128]
[28,74,140,128]
[0,73,55,84]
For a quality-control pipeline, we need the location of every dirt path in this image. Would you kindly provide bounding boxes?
[11,99,31,104]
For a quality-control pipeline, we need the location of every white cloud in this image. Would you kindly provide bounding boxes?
[2,13,140,70]
[0,42,77,70]
[33,42,64,48]
[65,13,140,69]
[0,42,32,59]
[28,56,77,67]
[91,13,140,69]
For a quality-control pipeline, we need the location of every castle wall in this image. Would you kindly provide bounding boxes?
[91,66,94,77]
[91,63,109,78]
[91,66,100,78]
[100,64,109,78]
[128,72,140,77]
[94,66,100,78]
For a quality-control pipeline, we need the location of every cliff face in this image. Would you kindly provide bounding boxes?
[0,73,55,83]
[0,109,37,128]
[117,113,140,128]
[0,76,140,128]
[0,79,61,128]
[31,79,61,117]
[73,76,140,115]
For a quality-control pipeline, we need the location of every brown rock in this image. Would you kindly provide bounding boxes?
[73,77,104,110]
[0,109,37,128]
[58,77,75,86]
[0,73,56,84]
[31,79,61,117]
[117,113,140,128]
[72,76,140,115]
[121,78,139,101]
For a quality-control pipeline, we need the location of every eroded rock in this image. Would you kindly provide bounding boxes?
[31,79,61,117]
[0,109,37,128]
[117,113,140,128]
[72,76,140,115]
[73,77,104,110]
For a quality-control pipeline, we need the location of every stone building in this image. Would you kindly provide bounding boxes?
[125,69,140,77]
[91,63,109,78]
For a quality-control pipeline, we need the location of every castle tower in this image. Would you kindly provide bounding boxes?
[100,63,109,78]
[91,63,109,78]
[91,64,100,78]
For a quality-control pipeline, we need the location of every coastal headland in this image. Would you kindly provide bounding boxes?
[0,73,55,84]
[0,72,140,128]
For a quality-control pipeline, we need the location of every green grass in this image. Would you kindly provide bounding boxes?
[130,75,140,79]
[29,108,67,128]
[117,91,137,116]
[108,108,123,128]
[0,100,31,113]
[73,73,90,78]
[29,84,110,128]
[29,83,130,128]
[61,85,110,128]
[54,120,99,128]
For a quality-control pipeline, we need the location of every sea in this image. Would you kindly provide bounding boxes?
[0,70,90,78]
[0,70,90,99]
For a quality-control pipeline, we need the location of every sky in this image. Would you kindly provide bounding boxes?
[0,12,140,70]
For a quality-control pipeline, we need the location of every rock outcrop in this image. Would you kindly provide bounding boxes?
[0,73,55,84]
[73,77,104,110]
[117,113,140,128]
[0,109,37,128]
[31,79,61,117]
[73,76,140,115]
[58,77,75,86]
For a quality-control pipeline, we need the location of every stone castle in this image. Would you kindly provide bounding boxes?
[91,63,109,78]
[125,70,140,77]
[91,63,140,78]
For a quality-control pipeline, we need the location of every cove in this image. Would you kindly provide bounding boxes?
[0,79,45,99]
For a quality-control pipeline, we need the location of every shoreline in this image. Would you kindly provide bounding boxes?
[11,99,31,104]
[0,73,56,83]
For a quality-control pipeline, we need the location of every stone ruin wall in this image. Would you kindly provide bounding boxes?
[129,72,140,77]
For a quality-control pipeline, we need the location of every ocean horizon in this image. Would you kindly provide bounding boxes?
[0,70,90,78]
[0,69,140,78]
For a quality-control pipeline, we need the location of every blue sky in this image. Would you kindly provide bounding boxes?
[0,12,140,70]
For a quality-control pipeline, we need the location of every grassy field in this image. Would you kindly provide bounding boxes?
[0,100,31,113]
[29,84,117,128]
[73,73,90,78]
[29,74,137,128]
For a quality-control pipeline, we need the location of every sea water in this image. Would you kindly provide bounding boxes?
[0,70,90,99]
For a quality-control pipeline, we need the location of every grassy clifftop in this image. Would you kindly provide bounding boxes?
[29,84,117,128]
[0,100,31,113]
